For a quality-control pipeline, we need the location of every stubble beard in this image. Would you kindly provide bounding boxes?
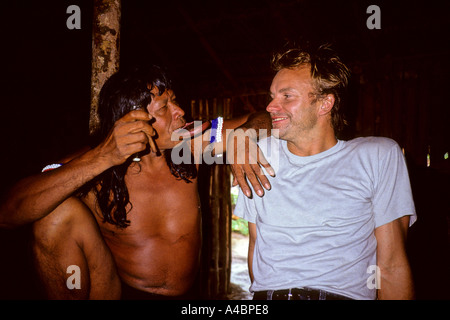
[278,107,318,142]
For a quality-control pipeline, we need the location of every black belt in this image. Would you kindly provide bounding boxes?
[253,287,353,300]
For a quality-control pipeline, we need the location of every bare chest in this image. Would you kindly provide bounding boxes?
[83,168,201,242]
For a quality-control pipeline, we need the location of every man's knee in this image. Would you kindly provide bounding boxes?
[33,197,86,246]
[31,197,120,299]
[32,197,93,298]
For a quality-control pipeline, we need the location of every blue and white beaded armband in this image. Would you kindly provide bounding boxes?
[209,116,224,157]
[209,116,223,144]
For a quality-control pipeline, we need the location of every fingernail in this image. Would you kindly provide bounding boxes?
[264,183,271,190]
[256,189,264,197]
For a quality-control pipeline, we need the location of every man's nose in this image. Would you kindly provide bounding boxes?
[266,99,280,113]
[174,105,185,119]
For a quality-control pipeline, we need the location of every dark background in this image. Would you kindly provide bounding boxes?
[0,0,449,299]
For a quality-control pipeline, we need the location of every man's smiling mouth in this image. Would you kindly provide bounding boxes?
[272,117,288,123]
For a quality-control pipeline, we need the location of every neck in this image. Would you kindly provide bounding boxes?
[286,125,337,157]
[128,151,167,173]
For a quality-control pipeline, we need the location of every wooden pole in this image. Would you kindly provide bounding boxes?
[89,0,121,135]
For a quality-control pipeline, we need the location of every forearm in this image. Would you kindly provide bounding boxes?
[0,148,110,228]
[375,216,414,300]
[378,262,414,300]
[248,244,255,284]
[248,222,257,283]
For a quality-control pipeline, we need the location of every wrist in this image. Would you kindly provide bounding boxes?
[238,111,272,142]
[235,126,258,142]
[78,147,113,175]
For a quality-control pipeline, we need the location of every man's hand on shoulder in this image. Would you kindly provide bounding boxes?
[226,127,274,198]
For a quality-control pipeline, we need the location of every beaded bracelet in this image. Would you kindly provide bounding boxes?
[210,116,223,144]
[209,116,224,157]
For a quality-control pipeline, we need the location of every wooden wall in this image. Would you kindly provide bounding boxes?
[348,53,450,171]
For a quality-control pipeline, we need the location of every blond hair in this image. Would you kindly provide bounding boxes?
[272,44,351,132]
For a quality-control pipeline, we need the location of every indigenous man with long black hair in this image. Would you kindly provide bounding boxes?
[0,66,273,299]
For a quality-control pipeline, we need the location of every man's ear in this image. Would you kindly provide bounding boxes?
[318,94,335,116]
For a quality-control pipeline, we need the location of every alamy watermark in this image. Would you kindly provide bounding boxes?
[367,264,381,289]
[66,265,81,289]
[169,122,280,172]
[66,5,381,31]
[366,5,381,30]
[66,5,81,30]
[65,263,381,291]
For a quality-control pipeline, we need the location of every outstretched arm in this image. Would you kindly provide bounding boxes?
[197,111,274,198]
[0,110,154,228]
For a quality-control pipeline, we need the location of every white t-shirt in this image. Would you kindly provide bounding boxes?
[234,136,417,300]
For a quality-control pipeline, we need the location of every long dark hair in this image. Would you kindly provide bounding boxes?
[82,66,197,229]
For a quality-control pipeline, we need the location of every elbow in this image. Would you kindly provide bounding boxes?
[0,202,13,229]
[0,197,28,229]
[0,212,17,229]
